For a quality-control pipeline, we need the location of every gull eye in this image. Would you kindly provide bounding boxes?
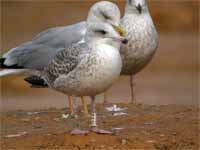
[101,11,111,20]
[95,30,107,35]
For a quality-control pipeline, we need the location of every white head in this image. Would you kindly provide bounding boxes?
[85,23,128,48]
[126,0,149,14]
[87,1,121,26]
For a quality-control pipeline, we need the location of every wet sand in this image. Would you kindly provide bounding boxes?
[1,1,198,111]
[1,104,199,150]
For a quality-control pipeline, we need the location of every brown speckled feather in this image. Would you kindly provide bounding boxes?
[45,42,90,83]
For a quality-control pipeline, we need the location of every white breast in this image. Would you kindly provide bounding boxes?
[54,44,122,96]
[120,13,158,75]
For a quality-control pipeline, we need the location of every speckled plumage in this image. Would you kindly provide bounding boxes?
[43,26,122,97]
[120,2,158,75]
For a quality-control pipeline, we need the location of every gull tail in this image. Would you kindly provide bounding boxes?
[0,57,23,69]
[24,75,48,88]
[0,69,27,77]
[0,58,5,67]
[0,57,27,77]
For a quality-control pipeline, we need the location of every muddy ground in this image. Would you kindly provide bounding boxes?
[1,104,199,150]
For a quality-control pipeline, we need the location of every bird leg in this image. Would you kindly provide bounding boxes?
[68,96,75,116]
[90,96,97,127]
[70,96,89,135]
[103,92,109,106]
[81,96,90,117]
[90,96,113,135]
[130,75,136,104]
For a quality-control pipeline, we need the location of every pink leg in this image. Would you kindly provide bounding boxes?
[90,96,113,135]
[68,96,74,115]
[70,128,89,135]
[90,127,113,135]
[130,75,136,104]
[103,92,110,106]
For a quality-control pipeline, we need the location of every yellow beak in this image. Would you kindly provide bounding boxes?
[112,24,126,37]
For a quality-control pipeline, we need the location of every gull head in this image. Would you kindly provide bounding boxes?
[87,1,121,27]
[85,23,128,48]
[126,0,148,14]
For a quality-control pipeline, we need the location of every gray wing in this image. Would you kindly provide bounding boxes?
[46,42,89,81]
[2,21,86,70]
[32,22,86,47]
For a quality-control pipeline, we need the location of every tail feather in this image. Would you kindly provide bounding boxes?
[0,58,5,68]
[0,57,23,69]
[0,69,27,77]
[24,75,48,88]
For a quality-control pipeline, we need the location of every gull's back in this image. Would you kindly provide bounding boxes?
[1,21,86,70]
[32,22,86,47]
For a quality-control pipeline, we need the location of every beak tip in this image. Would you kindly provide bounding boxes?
[122,39,128,44]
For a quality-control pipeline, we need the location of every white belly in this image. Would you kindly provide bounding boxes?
[53,44,122,96]
[120,14,158,75]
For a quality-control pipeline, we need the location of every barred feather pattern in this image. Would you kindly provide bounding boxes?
[45,43,90,84]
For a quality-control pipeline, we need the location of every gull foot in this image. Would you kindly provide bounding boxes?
[70,129,89,135]
[90,127,113,135]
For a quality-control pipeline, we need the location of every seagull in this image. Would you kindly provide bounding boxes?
[0,1,123,116]
[25,22,128,134]
[103,0,158,104]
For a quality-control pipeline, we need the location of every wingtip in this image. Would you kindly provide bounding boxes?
[0,57,6,68]
[24,75,48,88]
[0,57,24,69]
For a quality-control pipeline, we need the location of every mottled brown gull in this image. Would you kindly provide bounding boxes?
[104,0,158,104]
